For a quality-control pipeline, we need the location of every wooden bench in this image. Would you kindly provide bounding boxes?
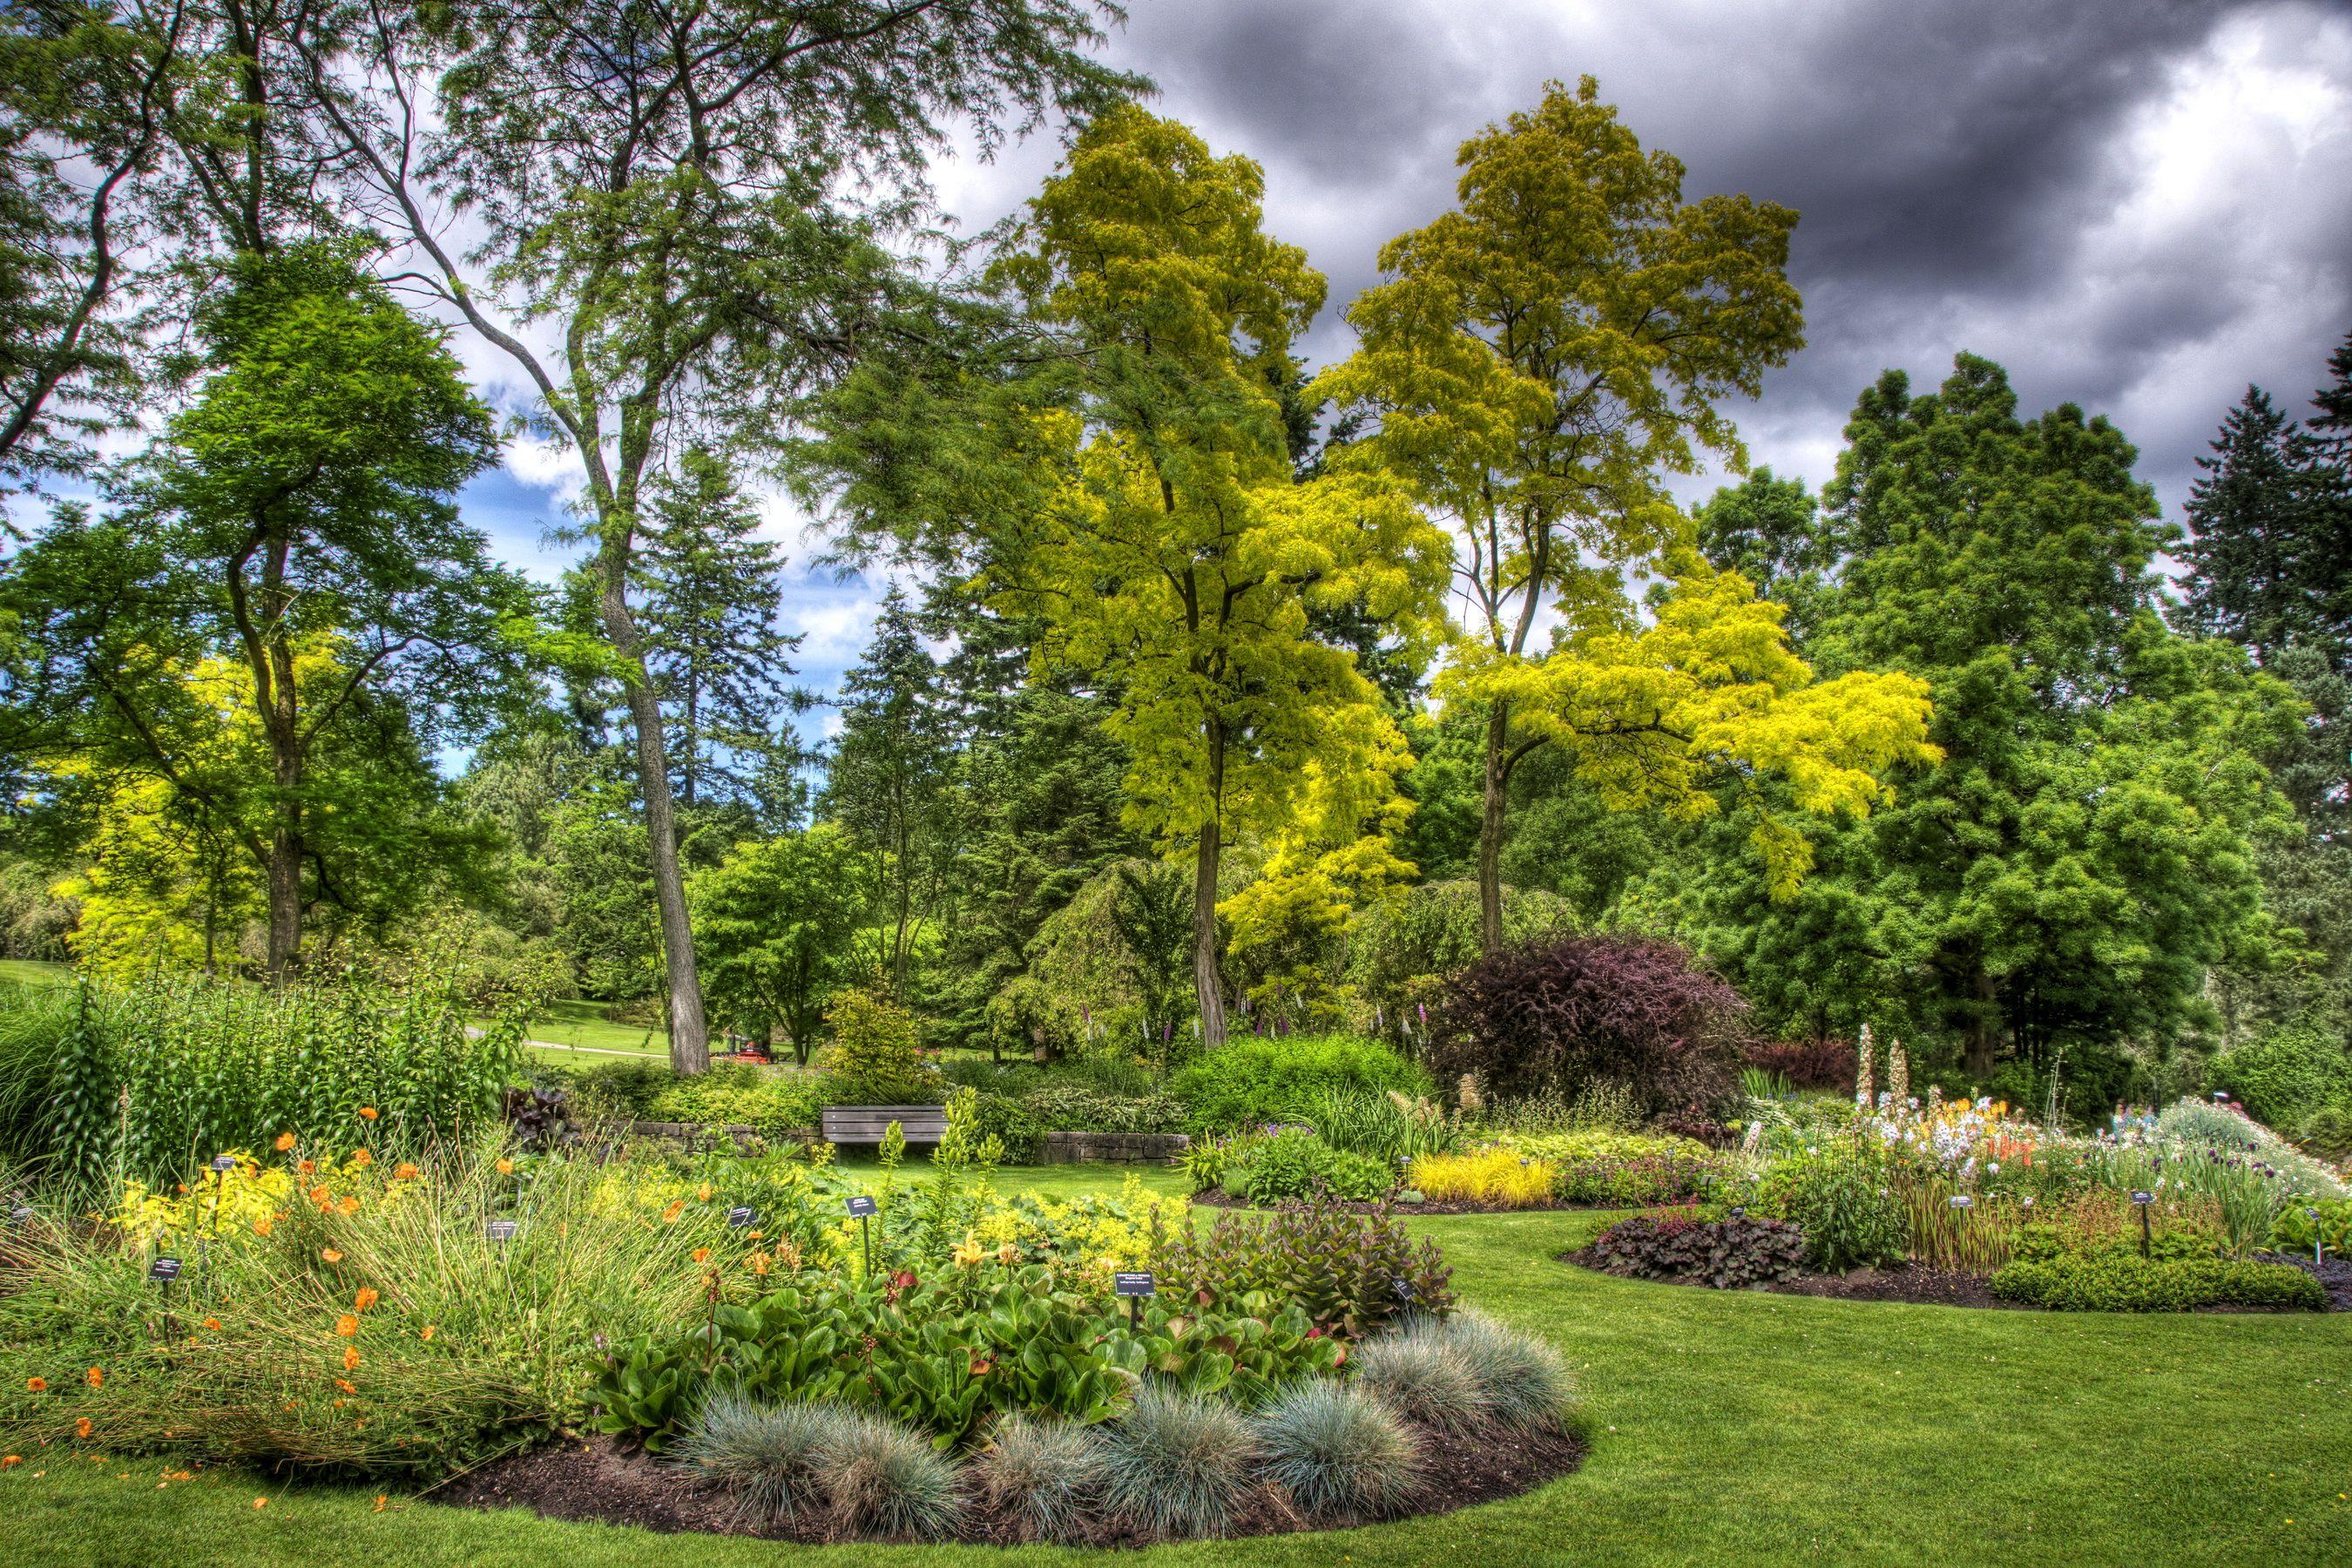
[820,1105,949,1147]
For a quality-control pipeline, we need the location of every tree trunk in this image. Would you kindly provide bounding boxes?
[600,573,711,1076]
[1477,697,1512,955]
[1963,966,1999,1082]
[1193,819,1227,1047]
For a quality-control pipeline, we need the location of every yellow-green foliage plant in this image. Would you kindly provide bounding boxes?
[0,1135,827,1477]
[1409,1147,1558,1207]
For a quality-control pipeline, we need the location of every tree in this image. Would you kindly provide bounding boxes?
[976,107,1454,1044]
[691,823,865,1063]
[1691,468,1832,648]
[1315,78,1809,951]
[3,246,527,977]
[822,585,960,996]
[306,1,1135,1073]
[636,448,806,815]
[2175,386,2342,664]
[1645,355,2301,1098]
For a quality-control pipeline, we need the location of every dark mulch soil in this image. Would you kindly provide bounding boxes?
[2257,1251,2352,1312]
[430,1421,1584,1547]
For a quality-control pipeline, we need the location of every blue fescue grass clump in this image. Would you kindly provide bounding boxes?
[813,1409,963,1540]
[1349,1319,1489,1434]
[668,1391,841,1528]
[1439,1309,1578,1432]
[1100,1387,1261,1539]
[1251,1379,1425,1524]
[971,1413,1112,1544]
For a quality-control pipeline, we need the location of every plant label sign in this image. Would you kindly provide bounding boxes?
[845,1195,879,1219]
[1949,1194,1973,1210]
[727,1206,757,1228]
[1113,1271,1155,1298]
[2130,1191,2154,1206]
[485,1220,520,1242]
[210,1154,238,1173]
[148,1256,184,1282]
[9,1205,33,1226]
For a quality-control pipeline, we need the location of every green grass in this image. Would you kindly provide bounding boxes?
[0,959,71,987]
[828,1155,1193,1205]
[4,1197,2348,1565]
[509,999,670,1058]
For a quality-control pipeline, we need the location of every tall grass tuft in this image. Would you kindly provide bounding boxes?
[812,1409,963,1540]
[1252,1379,1424,1524]
[671,1391,842,1528]
[1100,1387,1260,1539]
[1436,1310,1577,1433]
[972,1413,1112,1544]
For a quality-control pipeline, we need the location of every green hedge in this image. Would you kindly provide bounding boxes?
[1169,1035,1429,1134]
[1990,1253,2324,1312]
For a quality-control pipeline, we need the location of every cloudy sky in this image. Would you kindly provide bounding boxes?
[461,0,2352,713]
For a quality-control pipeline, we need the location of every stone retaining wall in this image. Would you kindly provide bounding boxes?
[1041,1130,1191,1165]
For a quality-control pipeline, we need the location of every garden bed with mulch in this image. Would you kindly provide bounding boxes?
[430,1422,1585,1547]
[1558,1248,2342,1312]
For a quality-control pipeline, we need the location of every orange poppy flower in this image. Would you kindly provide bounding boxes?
[419,1325,436,1342]
[309,1186,332,1206]
[300,1159,316,1175]
[74,1417,91,1440]
[84,1368,102,1389]
[692,1247,711,1264]
[335,1379,356,1395]
[350,1148,373,1168]
[342,1346,361,1373]
[321,1248,343,1264]
[24,1377,44,1393]
[697,1184,713,1203]
[393,1163,419,1180]
[751,1253,770,1277]
[335,1315,359,1338]
[253,1497,267,1510]
[661,1200,685,1225]
[357,1106,378,1121]
[495,1158,514,1175]
[354,1288,378,1312]
[338,1196,359,1216]
[203,1318,222,1331]
[2,1457,18,1470]
[373,1495,388,1512]
[274,1132,296,1152]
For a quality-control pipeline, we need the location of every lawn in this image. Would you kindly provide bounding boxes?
[3,1184,2347,1567]
[0,958,70,987]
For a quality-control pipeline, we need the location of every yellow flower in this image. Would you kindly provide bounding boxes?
[750,1252,771,1276]
[252,1218,273,1238]
[951,1233,984,1268]
[697,1184,713,1203]
[353,1288,378,1312]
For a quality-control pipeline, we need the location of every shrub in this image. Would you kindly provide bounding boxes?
[1585,1213,1808,1289]
[814,1408,963,1539]
[1151,1195,1454,1335]
[2301,1104,2352,1163]
[1428,935,1746,1116]
[1989,1253,2325,1312]
[1301,1083,1463,1163]
[644,1064,824,1133]
[2212,1024,2352,1134]
[1239,1127,1394,1204]
[1340,878,1578,1045]
[1252,1379,1425,1524]
[1178,1128,1260,1194]
[820,988,943,1105]
[2270,1199,2350,1258]
[670,1391,840,1528]
[972,1414,1112,1544]
[1498,1129,1729,1206]
[1434,1311,1577,1433]
[1169,1035,1429,1134]
[1100,1388,1260,1539]
[1019,1081,1188,1137]
[1408,1148,1557,1208]
[1742,1035,1855,1092]
[1757,1147,1907,1271]
[1348,1327,1487,1435]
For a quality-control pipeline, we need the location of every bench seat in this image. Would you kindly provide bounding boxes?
[821,1105,949,1146]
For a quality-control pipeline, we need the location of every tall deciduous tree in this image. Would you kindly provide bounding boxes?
[1,244,527,977]
[1315,78,1811,952]
[307,1,1134,1072]
[690,822,865,1062]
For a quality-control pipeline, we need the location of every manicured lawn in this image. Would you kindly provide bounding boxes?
[4,1188,2348,1566]
[0,958,70,987]
[511,998,670,1058]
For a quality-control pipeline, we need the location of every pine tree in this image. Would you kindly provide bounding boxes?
[2176,386,2333,661]
[636,449,805,814]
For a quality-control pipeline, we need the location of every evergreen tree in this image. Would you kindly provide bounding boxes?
[636,449,807,816]
[2176,386,2336,662]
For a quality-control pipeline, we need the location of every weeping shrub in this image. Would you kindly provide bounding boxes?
[1429,935,1747,1115]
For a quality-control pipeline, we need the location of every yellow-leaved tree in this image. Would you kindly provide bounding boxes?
[1318,78,1935,946]
[979,107,1453,1043]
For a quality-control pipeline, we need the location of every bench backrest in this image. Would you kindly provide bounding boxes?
[821,1105,949,1142]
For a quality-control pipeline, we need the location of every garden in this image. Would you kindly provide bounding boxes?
[5,3,2352,1563]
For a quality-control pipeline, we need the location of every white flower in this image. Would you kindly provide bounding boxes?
[1989,1162,2000,1173]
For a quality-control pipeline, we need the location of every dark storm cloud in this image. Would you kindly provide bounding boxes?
[1056,0,2352,513]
